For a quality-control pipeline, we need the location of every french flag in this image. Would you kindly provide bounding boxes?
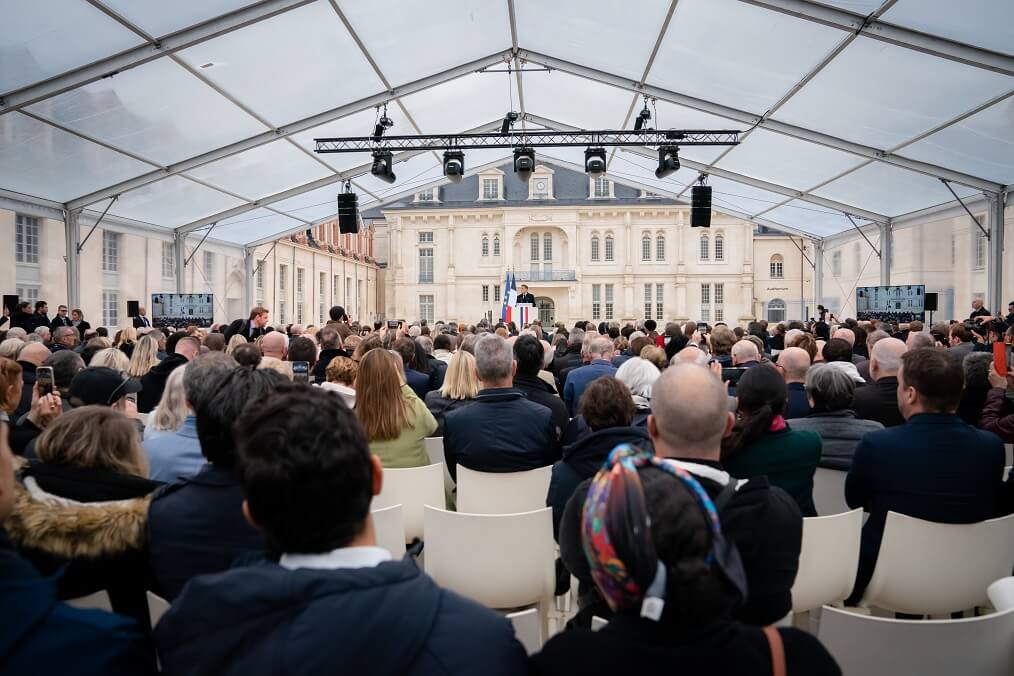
[500,269,513,323]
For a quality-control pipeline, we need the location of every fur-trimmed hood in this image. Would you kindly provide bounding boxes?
[6,457,151,559]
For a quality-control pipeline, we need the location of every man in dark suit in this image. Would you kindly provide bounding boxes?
[392,337,431,400]
[845,347,1006,604]
[132,307,152,329]
[516,284,536,305]
[947,323,975,361]
[512,335,568,435]
[778,346,811,419]
[30,301,50,332]
[49,305,73,330]
[852,337,907,427]
[224,306,272,343]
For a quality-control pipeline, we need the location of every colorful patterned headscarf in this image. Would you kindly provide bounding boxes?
[581,444,725,617]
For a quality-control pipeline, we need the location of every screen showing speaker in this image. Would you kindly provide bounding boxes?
[855,285,925,322]
[151,293,214,328]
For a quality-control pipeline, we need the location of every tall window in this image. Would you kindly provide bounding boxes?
[482,178,499,200]
[203,251,214,289]
[590,236,600,261]
[15,214,39,264]
[530,233,539,261]
[714,234,725,261]
[346,276,352,313]
[481,236,489,257]
[419,295,434,323]
[605,284,614,320]
[102,231,120,272]
[604,235,614,261]
[974,230,986,269]
[493,235,500,256]
[482,285,489,302]
[296,267,306,324]
[279,264,288,323]
[102,290,119,328]
[831,250,842,276]
[592,284,601,320]
[714,283,724,323]
[655,234,665,261]
[700,234,710,261]
[770,254,784,279]
[319,272,327,323]
[543,234,552,261]
[641,235,651,262]
[701,283,711,323]
[16,285,40,306]
[417,189,434,201]
[655,283,664,321]
[418,248,434,283]
[332,275,340,305]
[161,242,175,278]
[494,284,501,302]
[256,266,265,305]
[593,176,609,198]
[644,284,652,320]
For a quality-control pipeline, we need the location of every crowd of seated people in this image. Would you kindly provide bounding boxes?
[0,297,1012,673]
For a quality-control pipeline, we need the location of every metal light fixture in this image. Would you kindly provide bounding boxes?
[442,150,465,183]
[584,147,607,176]
[371,103,394,142]
[370,149,396,184]
[500,111,519,135]
[634,98,652,131]
[655,144,680,179]
[513,147,535,181]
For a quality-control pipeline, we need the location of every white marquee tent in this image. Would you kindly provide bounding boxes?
[1,0,1011,312]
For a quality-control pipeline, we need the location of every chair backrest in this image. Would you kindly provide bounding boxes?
[456,465,553,514]
[812,467,850,516]
[791,508,863,613]
[505,608,542,655]
[424,506,555,609]
[65,590,112,612]
[819,605,1014,676]
[372,463,445,541]
[424,436,455,494]
[591,616,609,631]
[371,504,406,558]
[864,511,1014,615]
[147,591,170,628]
[987,576,1014,612]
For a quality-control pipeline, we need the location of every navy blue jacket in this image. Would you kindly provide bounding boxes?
[147,464,266,600]
[845,413,1006,601]
[154,558,527,676]
[443,387,561,481]
[562,360,618,415]
[404,366,432,401]
[0,531,154,675]
[784,382,811,420]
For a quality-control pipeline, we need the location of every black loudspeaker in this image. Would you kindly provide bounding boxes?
[691,185,712,228]
[924,292,938,312]
[127,300,140,318]
[337,192,359,234]
[2,295,18,314]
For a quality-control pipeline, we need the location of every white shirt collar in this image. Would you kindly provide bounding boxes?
[279,546,391,571]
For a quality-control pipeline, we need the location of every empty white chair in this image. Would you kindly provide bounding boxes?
[791,508,863,613]
[819,605,1014,676]
[66,590,112,612]
[505,608,542,655]
[147,591,170,628]
[590,616,609,632]
[372,463,445,541]
[424,437,455,494]
[863,512,1014,615]
[987,576,1014,612]
[371,503,406,558]
[812,467,850,516]
[424,506,555,624]
[456,465,553,515]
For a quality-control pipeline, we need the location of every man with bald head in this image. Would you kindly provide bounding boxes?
[562,336,616,415]
[559,364,804,627]
[260,331,288,360]
[852,337,907,427]
[778,346,812,419]
[13,342,53,418]
[672,345,708,366]
[832,327,864,365]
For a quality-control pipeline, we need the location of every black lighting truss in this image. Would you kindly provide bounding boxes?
[314,128,740,153]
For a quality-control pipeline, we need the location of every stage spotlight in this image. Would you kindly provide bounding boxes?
[501,111,519,135]
[691,175,712,228]
[655,144,680,179]
[514,147,535,181]
[443,150,465,183]
[634,99,652,131]
[371,104,394,141]
[370,149,396,184]
[584,147,607,176]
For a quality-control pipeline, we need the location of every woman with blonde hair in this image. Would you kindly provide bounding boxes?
[126,334,160,378]
[225,334,247,355]
[355,348,436,468]
[145,365,188,439]
[320,356,357,408]
[115,326,138,359]
[424,350,480,435]
[90,347,130,373]
[0,338,24,360]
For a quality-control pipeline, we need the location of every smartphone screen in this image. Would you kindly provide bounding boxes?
[387,320,399,329]
[721,367,747,385]
[292,361,310,383]
[37,366,55,397]
[995,342,1009,377]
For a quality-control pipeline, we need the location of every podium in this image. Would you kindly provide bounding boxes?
[514,303,535,327]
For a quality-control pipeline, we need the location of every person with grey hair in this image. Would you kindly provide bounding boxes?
[615,357,660,426]
[957,352,994,426]
[24,332,44,344]
[563,336,617,416]
[906,331,934,350]
[49,326,80,353]
[442,334,560,481]
[5,327,28,342]
[312,324,346,384]
[853,337,907,427]
[33,325,51,346]
[43,350,85,412]
[789,364,883,470]
[144,352,237,482]
[551,327,585,380]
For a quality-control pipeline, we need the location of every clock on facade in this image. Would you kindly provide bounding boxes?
[536,180,546,192]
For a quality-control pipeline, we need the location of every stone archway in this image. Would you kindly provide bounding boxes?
[537,296,555,325]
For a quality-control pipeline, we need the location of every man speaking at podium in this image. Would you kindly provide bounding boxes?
[516,284,536,305]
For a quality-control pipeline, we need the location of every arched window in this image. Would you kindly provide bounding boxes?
[481,235,489,257]
[543,233,553,261]
[604,235,614,261]
[767,299,786,323]
[714,234,725,261]
[493,235,501,257]
[590,235,600,261]
[641,235,651,262]
[655,234,665,261]
[770,254,784,279]
[530,233,539,261]
[699,234,710,261]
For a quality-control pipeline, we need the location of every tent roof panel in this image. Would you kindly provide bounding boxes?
[99,0,263,39]
[760,200,868,237]
[398,74,514,136]
[522,71,637,131]
[812,161,979,217]
[290,109,382,172]
[108,176,245,228]
[184,139,332,202]
[881,0,1014,57]
[212,207,304,244]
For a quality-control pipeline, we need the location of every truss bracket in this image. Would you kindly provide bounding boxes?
[940,178,989,239]
[184,222,216,267]
[845,213,881,258]
[77,195,118,253]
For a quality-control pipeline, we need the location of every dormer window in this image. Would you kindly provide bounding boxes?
[478,169,505,201]
[592,176,611,198]
[528,166,554,200]
[416,188,436,202]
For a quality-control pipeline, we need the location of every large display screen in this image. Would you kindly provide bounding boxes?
[855,285,925,323]
[151,293,214,328]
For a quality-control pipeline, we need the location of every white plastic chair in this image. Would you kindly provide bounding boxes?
[862,512,1014,615]
[505,608,542,655]
[147,591,170,628]
[456,465,553,514]
[812,467,850,516]
[818,605,1014,676]
[424,436,455,494]
[371,504,406,558]
[424,506,555,628]
[372,463,445,541]
[591,616,609,631]
[66,590,112,612]
[986,576,1014,612]
[791,508,863,613]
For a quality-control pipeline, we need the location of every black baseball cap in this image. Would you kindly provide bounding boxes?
[69,367,143,407]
